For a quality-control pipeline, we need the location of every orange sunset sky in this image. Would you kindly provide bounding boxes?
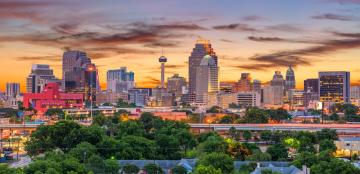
[0,0,360,92]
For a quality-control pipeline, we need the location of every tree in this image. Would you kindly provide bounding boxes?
[219,115,235,124]
[92,112,107,126]
[242,107,269,123]
[298,136,316,153]
[329,113,339,121]
[104,159,120,174]
[260,130,272,143]
[292,152,318,169]
[143,163,163,174]
[197,153,234,174]
[316,129,338,141]
[139,112,157,133]
[0,164,23,174]
[261,169,281,174]
[319,139,336,152]
[245,150,272,161]
[122,164,139,174]
[311,158,360,174]
[192,165,222,174]
[45,108,65,119]
[171,165,187,174]
[206,106,222,113]
[226,141,252,160]
[69,142,97,163]
[229,127,237,140]
[266,144,288,161]
[268,108,290,122]
[198,136,227,154]
[243,130,252,141]
[24,160,61,174]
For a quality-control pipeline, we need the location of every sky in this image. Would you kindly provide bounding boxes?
[0,0,360,92]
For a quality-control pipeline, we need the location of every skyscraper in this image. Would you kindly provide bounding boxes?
[188,38,218,103]
[232,73,251,92]
[271,71,285,87]
[26,64,60,93]
[159,55,167,88]
[319,71,350,103]
[195,55,219,104]
[62,50,99,102]
[252,79,262,93]
[107,67,134,93]
[6,83,20,97]
[285,65,295,92]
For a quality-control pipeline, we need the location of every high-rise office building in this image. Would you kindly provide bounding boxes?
[167,74,186,98]
[63,51,99,102]
[350,86,360,101]
[271,71,285,87]
[128,88,152,107]
[319,71,350,103]
[6,83,20,97]
[252,79,262,93]
[26,64,60,93]
[304,78,319,93]
[107,67,134,93]
[232,73,251,92]
[262,86,284,106]
[285,65,295,92]
[188,38,218,103]
[195,55,219,104]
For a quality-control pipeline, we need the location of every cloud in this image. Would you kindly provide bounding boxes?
[238,32,360,70]
[16,55,61,61]
[326,0,360,4]
[248,36,285,42]
[311,13,358,21]
[213,23,258,32]
[220,39,234,43]
[242,15,266,21]
[144,41,179,48]
[164,64,186,69]
[332,31,360,38]
[265,24,303,32]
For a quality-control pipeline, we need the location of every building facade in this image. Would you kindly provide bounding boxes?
[107,67,134,93]
[237,91,261,108]
[188,39,218,103]
[319,71,350,103]
[128,88,152,107]
[232,73,251,92]
[304,78,319,93]
[6,83,20,98]
[285,65,296,93]
[23,83,83,114]
[26,64,60,93]
[195,55,219,105]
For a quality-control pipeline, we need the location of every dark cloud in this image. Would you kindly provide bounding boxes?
[213,23,258,32]
[51,23,79,35]
[220,39,234,43]
[332,31,360,38]
[311,13,357,21]
[0,1,52,8]
[265,24,303,32]
[238,32,360,70]
[16,55,61,61]
[248,36,285,42]
[144,41,179,48]
[242,15,266,21]
[164,64,186,69]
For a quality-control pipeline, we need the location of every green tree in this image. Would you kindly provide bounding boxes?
[329,113,339,121]
[197,153,234,174]
[316,129,338,141]
[268,108,290,122]
[45,108,65,119]
[242,107,269,123]
[206,106,222,113]
[245,150,272,161]
[261,169,281,174]
[122,164,139,174]
[192,165,222,174]
[69,142,97,163]
[198,136,227,154]
[292,152,318,169]
[24,160,61,174]
[229,127,237,140]
[0,164,23,174]
[171,166,187,174]
[319,139,336,152]
[311,158,360,174]
[260,130,272,143]
[243,130,252,141]
[104,159,120,174]
[266,144,288,161]
[143,163,163,174]
[298,136,316,153]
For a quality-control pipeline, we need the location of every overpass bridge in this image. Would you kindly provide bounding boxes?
[189,123,360,134]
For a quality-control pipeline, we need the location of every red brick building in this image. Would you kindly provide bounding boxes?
[23,83,84,114]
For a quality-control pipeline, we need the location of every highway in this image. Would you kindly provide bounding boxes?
[189,123,360,133]
[2,123,360,133]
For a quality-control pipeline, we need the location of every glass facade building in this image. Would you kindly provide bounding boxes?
[319,71,350,103]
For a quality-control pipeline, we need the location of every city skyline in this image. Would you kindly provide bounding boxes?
[1,0,360,91]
